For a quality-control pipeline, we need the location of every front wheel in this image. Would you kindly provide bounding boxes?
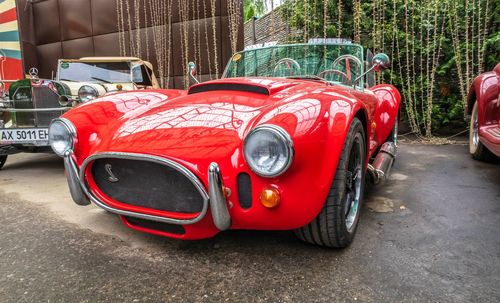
[295,118,366,248]
[0,155,7,170]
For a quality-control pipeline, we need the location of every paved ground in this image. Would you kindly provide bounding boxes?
[0,142,499,302]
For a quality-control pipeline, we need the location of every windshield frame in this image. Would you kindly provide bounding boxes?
[222,43,366,89]
[56,59,137,84]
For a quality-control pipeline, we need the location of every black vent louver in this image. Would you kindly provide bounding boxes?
[237,173,252,209]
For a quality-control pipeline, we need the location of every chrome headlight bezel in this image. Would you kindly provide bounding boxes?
[48,118,77,157]
[243,124,294,178]
[78,85,98,102]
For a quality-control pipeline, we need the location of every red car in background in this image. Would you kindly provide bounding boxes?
[48,42,400,248]
[468,63,500,162]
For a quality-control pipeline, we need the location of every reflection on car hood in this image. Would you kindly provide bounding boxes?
[79,77,352,161]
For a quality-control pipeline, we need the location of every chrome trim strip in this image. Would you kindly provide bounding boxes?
[78,152,210,225]
[64,152,90,206]
[208,162,231,230]
[1,107,71,113]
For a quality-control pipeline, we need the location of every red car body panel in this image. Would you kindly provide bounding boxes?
[467,64,500,157]
[63,77,400,239]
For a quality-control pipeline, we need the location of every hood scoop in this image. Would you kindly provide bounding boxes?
[187,78,300,96]
[188,82,270,95]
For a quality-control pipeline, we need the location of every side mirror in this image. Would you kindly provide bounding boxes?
[352,53,390,88]
[372,53,390,71]
[188,62,199,84]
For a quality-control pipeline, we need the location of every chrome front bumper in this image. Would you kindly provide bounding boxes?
[63,152,231,231]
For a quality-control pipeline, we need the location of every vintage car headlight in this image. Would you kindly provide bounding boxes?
[48,118,76,157]
[243,125,294,177]
[78,85,98,102]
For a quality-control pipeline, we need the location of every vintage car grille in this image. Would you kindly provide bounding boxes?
[12,86,34,127]
[31,86,64,127]
[91,158,205,214]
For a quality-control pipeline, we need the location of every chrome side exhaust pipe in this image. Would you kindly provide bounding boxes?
[367,142,397,186]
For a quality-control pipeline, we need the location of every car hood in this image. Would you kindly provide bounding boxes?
[86,77,330,162]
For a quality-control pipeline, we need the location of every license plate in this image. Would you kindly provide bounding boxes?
[0,128,49,146]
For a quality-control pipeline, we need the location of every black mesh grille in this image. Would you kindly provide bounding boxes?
[32,86,63,127]
[91,158,204,213]
[237,173,252,209]
[124,216,185,235]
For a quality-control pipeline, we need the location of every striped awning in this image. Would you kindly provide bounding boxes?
[0,0,21,60]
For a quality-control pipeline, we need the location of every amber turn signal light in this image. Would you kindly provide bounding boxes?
[259,187,281,208]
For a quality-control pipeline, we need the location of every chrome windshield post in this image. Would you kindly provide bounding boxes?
[208,162,231,231]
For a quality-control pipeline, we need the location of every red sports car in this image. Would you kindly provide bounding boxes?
[49,42,401,247]
[468,63,500,161]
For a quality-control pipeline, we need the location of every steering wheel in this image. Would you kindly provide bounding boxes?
[318,55,363,85]
[317,70,351,84]
[273,58,301,77]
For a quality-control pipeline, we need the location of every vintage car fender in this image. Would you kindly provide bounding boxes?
[236,88,371,230]
[466,63,500,156]
[65,89,186,162]
[467,64,500,116]
[371,84,401,142]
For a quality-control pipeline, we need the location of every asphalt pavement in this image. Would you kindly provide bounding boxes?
[0,142,499,302]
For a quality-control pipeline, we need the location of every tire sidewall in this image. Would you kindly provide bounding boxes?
[294,118,368,247]
[469,102,479,155]
[338,120,366,242]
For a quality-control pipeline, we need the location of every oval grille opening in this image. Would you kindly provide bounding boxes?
[237,172,252,209]
[91,158,204,214]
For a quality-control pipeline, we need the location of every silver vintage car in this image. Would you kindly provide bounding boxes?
[0,56,159,169]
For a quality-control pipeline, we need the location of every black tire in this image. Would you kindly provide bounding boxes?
[294,118,366,248]
[469,102,497,162]
[0,155,7,170]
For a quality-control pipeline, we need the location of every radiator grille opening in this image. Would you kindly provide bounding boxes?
[32,86,63,127]
[91,158,204,214]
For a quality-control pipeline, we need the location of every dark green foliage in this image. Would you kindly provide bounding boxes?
[244,0,266,22]
[273,0,497,135]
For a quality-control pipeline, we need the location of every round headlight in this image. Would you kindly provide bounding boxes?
[78,85,98,102]
[243,125,294,177]
[48,118,76,157]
